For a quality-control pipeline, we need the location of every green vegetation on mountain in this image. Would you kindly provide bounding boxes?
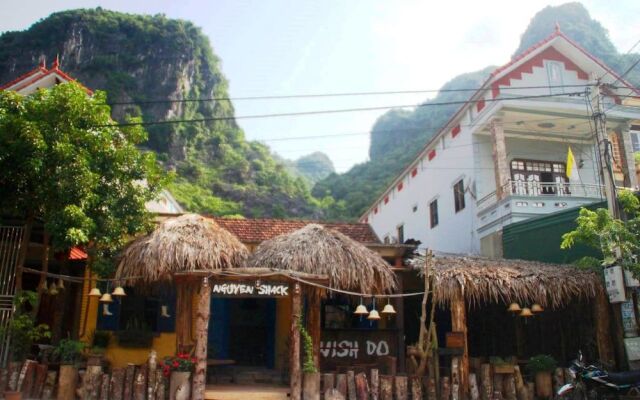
[0,8,327,218]
[314,2,640,220]
[280,152,335,186]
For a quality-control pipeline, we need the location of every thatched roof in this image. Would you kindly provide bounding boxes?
[247,224,396,294]
[116,214,248,285]
[408,254,603,309]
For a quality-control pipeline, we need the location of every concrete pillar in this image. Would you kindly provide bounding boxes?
[490,118,510,199]
[617,122,638,189]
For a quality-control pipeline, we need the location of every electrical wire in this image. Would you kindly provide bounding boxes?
[97,91,585,128]
[103,84,594,106]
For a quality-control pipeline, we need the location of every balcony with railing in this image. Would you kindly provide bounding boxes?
[476,179,605,235]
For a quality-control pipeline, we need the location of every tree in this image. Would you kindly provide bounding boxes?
[561,190,640,277]
[0,82,167,283]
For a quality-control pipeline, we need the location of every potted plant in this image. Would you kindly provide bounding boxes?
[299,315,320,397]
[53,338,85,400]
[161,353,196,400]
[0,291,51,400]
[527,354,557,398]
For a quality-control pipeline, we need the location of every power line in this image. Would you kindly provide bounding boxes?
[103,84,594,106]
[98,92,585,128]
[261,115,592,143]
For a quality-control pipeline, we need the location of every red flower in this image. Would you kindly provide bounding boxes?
[173,361,179,368]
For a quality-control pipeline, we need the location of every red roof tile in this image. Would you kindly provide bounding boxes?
[210,217,381,244]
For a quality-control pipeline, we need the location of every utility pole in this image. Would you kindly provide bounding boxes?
[590,74,628,369]
[590,76,619,218]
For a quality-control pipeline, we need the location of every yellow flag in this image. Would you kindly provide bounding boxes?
[566,146,576,179]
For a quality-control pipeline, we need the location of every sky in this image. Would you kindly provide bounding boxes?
[0,0,638,172]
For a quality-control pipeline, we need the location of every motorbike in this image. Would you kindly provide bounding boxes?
[558,351,640,399]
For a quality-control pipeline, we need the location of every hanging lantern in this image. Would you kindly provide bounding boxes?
[507,303,521,313]
[381,298,396,315]
[112,286,127,297]
[48,281,58,296]
[368,309,381,320]
[531,304,544,313]
[57,278,65,290]
[89,287,102,297]
[99,293,113,303]
[354,304,368,315]
[520,307,533,317]
[354,297,368,315]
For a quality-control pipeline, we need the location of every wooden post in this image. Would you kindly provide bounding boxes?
[290,283,303,400]
[307,291,322,370]
[325,389,346,400]
[370,369,379,400]
[176,280,194,352]
[303,372,320,400]
[451,357,460,400]
[395,376,408,400]
[503,374,516,400]
[355,373,369,400]
[148,350,157,400]
[440,376,451,400]
[492,374,503,400]
[111,368,125,400]
[479,364,492,400]
[156,370,166,400]
[323,373,335,394]
[451,294,469,398]
[396,275,406,373]
[124,364,136,400]
[513,366,526,400]
[336,374,347,398]
[0,368,7,393]
[593,289,616,367]
[469,373,480,400]
[347,371,357,400]
[192,276,211,400]
[379,375,393,400]
[100,374,111,400]
[428,377,437,400]
[32,363,48,398]
[42,370,57,400]
[134,368,146,400]
[411,376,423,400]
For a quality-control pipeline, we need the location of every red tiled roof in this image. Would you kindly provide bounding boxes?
[210,217,381,244]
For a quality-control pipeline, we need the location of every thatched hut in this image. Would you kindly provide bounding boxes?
[115,214,249,399]
[248,224,398,399]
[247,224,397,294]
[406,254,612,394]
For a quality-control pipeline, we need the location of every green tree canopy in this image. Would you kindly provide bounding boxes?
[0,82,167,275]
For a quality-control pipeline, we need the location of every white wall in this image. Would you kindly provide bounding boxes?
[368,110,479,254]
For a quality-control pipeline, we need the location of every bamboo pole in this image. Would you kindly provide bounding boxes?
[290,283,302,400]
[192,276,211,400]
[176,281,194,352]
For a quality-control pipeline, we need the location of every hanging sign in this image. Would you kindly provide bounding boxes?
[211,281,289,298]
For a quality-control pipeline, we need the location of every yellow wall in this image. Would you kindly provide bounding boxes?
[275,296,291,371]
[104,333,176,368]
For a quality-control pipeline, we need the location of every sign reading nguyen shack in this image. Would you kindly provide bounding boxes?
[211,281,289,297]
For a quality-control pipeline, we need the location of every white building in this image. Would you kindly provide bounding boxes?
[361,27,640,257]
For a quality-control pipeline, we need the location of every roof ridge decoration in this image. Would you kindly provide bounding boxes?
[0,58,92,94]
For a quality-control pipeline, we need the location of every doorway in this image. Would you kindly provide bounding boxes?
[209,298,276,368]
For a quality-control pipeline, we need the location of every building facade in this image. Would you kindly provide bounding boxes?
[361,28,640,257]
